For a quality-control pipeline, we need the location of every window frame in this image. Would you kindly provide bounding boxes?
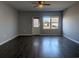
[50,16,59,29]
[43,16,50,29]
[43,16,59,29]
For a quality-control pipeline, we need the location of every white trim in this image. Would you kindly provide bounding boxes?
[64,35,79,44]
[0,35,18,45]
[38,34,61,35]
[19,34,61,36]
[19,34,33,36]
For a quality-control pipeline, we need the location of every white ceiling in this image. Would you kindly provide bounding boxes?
[5,1,76,11]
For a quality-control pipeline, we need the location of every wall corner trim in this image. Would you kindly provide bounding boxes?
[63,35,79,44]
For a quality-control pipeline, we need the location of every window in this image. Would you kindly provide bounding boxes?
[43,16,50,29]
[51,17,59,29]
[43,16,59,29]
[33,17,40,27]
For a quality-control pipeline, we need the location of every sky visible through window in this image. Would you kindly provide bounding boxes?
[43,16,59,29]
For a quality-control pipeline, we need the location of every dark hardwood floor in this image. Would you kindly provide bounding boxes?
[0,35,79,58]
[17,36,79,58]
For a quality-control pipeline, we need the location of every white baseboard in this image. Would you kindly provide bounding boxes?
[64,35,79,44]
[19,34,33,36]
[0,35,18,45]
[19,34,61,36]
[38,34,61,35]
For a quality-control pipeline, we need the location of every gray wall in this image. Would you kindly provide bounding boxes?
[0,2,18,44]
[18,11,62,35]
[18,12,32,35]
[63,3,79,43]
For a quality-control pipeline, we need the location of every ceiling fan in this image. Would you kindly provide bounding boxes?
[32,1,51,8]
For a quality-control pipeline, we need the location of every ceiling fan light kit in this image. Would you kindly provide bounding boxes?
[38,4,44,8]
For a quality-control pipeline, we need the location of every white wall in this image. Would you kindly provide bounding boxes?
[63,2,79,43]
[0,2,18,45]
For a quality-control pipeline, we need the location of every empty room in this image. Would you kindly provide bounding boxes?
[0,1,79,58]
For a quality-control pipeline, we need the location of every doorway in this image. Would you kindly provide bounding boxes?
[32,17,40,35]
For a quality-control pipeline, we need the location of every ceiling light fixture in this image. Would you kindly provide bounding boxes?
[32,1,51,8]
[38,4,44,8]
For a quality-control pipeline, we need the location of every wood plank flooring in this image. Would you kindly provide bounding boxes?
[17,36,79,58]
[0,36,79,58]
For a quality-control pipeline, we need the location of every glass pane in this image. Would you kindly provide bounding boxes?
[51,16,59,29]
[51,17,59,23]
[33,19,39,27]
[51,23,58,29]
[43,16,50,29]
